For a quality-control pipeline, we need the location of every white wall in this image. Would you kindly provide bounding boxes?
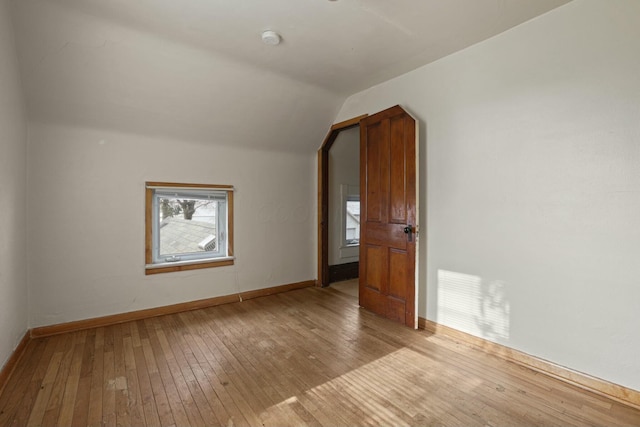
[0,0,28,369]
[328,127,359,265]
[335,0,640,391]
[10,0,343,155]
[27,123,316,327]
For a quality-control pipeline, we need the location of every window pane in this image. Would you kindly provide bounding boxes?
[157,196,219,257]
[345,200,360,244]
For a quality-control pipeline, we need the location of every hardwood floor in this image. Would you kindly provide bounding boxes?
[329,279,358,298]
[1,287,639,427]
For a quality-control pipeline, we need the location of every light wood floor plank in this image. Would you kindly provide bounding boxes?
[109,325,129,427]
[17,339,61,426]
[183,315,252,427]
[102,340,117,426]
[56,334,84,426]
[26,350,63,427]
[40,334,76,426]
[70,330,95,427]
[199,306,330,426]
[186,312,275,423]
[2,286,639,427]
[0,338,52,426]
[200,307,307,425]
[178,315,261,427]
[132,342,162,426]
[141,321,189,427]
[200,306,321,426]
[86,328,104,427]
[154,317,213,427]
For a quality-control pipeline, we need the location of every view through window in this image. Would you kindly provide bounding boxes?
[145,183,234,274]
[345,197,360,245]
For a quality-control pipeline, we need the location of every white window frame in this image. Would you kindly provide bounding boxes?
[145,182,234,275]
[341,184,360,248]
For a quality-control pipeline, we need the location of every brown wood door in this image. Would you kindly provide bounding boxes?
[359,105,418,328]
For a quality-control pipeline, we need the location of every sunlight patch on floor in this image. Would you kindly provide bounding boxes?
[263,347,485,426]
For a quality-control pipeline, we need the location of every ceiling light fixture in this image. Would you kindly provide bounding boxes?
[261,30,281,46]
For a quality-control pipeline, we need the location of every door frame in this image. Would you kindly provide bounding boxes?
[317,114,368,287]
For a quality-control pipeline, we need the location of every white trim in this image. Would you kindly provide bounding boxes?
[339,243,359,249]
[341,184,360,249]
[146,184,235,192]
[146,256,235,270]
[151,187,230,265]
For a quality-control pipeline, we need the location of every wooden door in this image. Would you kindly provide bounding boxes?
[359,105,418,328]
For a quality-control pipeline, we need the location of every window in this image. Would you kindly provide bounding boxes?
[345,198,360,245]
[342,185,360,247]
[145,182,234,274]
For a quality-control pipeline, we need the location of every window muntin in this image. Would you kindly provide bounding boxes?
[145,183,234,274]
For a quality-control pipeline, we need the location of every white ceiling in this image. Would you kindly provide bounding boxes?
[9,0,571,152]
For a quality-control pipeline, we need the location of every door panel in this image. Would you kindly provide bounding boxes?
[389,116,408,225]
[365,122,383,223]
[362,223,406,249]
[364,245,384,292]
[359,105,418,328]
[389,249,408,299]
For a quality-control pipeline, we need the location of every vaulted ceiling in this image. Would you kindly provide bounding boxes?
[9,0,570,152]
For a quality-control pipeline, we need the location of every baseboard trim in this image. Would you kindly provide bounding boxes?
[419,317,640,410]
[328,262,359,283]
[31,280,315,339]
[0,331,31,396]
[239,280,314,301]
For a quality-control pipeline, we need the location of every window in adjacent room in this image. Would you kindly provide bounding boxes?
[145,182,234,274]
[342,185,360,247]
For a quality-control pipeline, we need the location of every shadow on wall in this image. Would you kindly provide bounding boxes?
[436,269,511,343]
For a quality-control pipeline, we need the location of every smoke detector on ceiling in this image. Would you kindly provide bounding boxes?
[261,30,281,46]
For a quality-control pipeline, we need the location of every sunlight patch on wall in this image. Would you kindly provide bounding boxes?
[436,269,510,342]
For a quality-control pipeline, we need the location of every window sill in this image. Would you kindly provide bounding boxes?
[340,244,360,249]
[145,256,235,275]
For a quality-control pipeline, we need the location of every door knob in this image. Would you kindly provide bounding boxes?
[403,225,412,234]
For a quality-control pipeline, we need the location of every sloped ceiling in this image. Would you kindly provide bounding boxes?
[9,0,570,152]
